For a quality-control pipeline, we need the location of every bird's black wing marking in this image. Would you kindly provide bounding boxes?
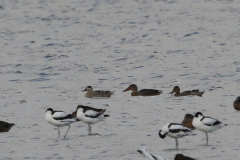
[53,114,74,120]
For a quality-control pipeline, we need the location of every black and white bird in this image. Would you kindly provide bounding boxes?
[45,108,79,139]
[192,112,226,145]
[159,123,195,149]
[137,146,165,160]
[75,105,109,135]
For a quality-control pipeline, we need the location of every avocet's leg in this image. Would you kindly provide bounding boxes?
[64,125,71,138]
[175,138,179,149]
[88,124,92,135]
[58,127,60,139]
[205,132,208,146]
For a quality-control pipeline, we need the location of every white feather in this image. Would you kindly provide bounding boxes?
[52,111,69,119]
[169,124,189,130]
[201,117,218,126]
[84,110,100,117]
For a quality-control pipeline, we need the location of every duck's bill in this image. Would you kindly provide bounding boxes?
[169,91,174,94]
[122,87,130,92]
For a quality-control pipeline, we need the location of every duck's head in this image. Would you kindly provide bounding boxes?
[123,84,138,92]
[183,114,194,120]
[169,86,180,94]
[235,96,240,102]
[83,86,93,92]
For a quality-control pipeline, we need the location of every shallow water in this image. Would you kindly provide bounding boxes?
[0,0,240,159]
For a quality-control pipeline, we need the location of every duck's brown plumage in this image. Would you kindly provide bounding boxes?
[123,84,162,96]
[174,154,196,160]
[83,86,114,98]
[72,111,77,118]
[233,97,240,111]
[169,86,204,97]
[0,121,15,132]
[181,114,195,130]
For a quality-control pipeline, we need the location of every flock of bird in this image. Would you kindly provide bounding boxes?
[1,84,240,160]
[45,105,109,137]
[44,84,207,139]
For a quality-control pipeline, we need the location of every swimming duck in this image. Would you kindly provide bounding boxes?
[169,86,204,97]
[233,96,240,111]
[123,84,162,96]
[0,121,15,132]
[83,86,114,98]
[181,114,195,130]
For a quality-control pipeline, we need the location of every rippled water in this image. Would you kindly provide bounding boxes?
[0,0,240,159]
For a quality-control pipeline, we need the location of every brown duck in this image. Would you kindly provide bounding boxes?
[181,114,195,130]
[174,154,196,160]
[233,96,240,111]
[0,121,15,132]
[83,86,114,98]
[169,86,204,97]
[123,84,162,96]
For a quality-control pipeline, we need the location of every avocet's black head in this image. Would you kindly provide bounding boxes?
[159,130,167,139]
[137,149,143,155]
[76,105,84,110]
[194,112,203,118]
[46,108,54,113]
